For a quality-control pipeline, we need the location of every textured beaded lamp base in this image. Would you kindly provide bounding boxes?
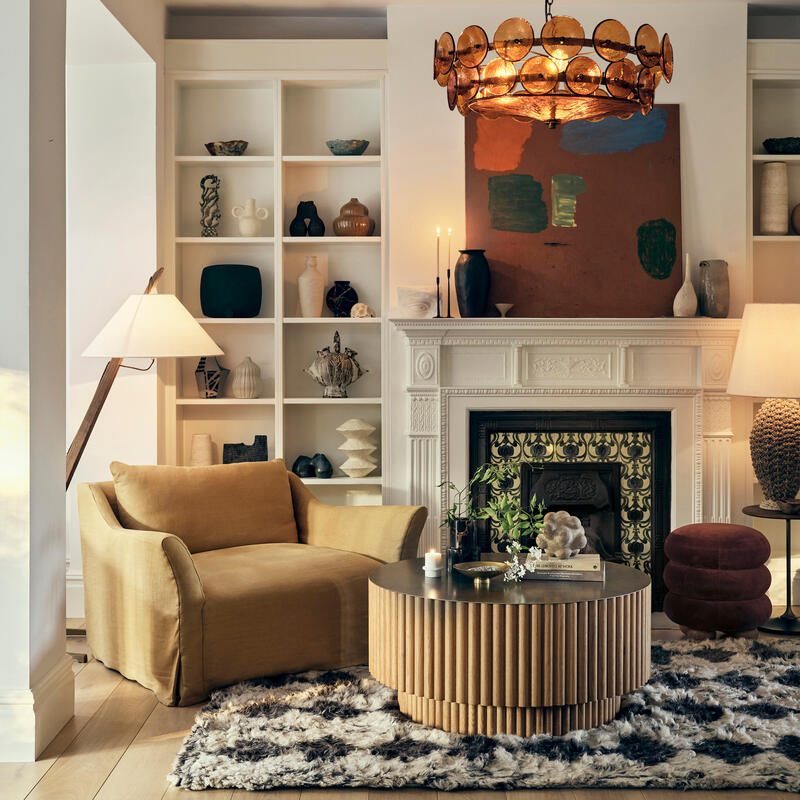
[398,692,622,736]
[369,559,651,737]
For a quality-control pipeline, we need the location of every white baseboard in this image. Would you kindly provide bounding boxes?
[0,654,75,762]
[66,572,85,619]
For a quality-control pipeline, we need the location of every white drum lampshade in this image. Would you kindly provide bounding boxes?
[83,293,222,358]
[727,303,800,509]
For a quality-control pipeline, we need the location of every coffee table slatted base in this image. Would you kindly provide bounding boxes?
[369,580,650,736]
[398,691,622,737]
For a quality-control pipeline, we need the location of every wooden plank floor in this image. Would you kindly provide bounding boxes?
[1,619,794,800]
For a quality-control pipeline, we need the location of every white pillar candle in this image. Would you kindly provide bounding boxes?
[423,550,442,577]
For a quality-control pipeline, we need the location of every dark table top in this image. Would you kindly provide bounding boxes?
[743,504,800,521]
[370,558,650,605]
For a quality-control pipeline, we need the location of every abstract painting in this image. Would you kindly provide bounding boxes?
[465,105,681,317]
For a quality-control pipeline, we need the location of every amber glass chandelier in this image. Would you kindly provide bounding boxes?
[433,0,673,127]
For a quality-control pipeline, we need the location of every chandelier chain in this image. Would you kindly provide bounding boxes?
[544,0,553,21]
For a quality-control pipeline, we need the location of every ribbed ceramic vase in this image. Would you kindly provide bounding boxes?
[231,356,261,398]
[298,256,324,317]
[760,161,789,235]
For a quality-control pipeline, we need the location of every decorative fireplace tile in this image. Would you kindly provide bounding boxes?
[489,431,653,573]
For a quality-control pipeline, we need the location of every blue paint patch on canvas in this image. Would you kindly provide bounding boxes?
[559,107,668,155]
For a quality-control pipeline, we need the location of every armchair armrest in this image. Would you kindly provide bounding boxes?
[289,474,427,563]
[78,482,206,705]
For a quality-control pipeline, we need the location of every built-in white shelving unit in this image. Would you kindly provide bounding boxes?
[747,40,800,306]
[161,55,386,505]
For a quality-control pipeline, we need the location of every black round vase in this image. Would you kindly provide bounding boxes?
[325,280,359,317]
[454,249,491,317]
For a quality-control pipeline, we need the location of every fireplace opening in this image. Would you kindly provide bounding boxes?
[470,410,671,609]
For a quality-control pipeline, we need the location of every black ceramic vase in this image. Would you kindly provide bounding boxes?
[325,280,359,317]
[311,453,333,479]
[454,249,491,317]
[291,455,315,477]
[289,201,325,237]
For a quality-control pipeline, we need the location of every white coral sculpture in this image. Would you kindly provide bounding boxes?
[536,510,587,559]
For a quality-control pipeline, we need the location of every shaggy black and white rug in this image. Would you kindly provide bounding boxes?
[170,638,800,792]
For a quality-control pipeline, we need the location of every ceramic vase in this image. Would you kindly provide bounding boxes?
[231,198,268,237]
[672,254,697,318]
[454,249,491,317]
[326,280,359,317]
[699,259,730,318]
[195,356,229,398]
[333,197,375,237]
[337,418,377,478]
[289,201,325,236]
[291,455,315,477]
[760,161,789,235]
[200,174,221,237]
[311,453,333,479]
[304,331,366,398]
[190,433,213,466]
[298,256,325,317]
[231,356,261,398]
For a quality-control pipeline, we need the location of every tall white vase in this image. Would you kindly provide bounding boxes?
[231,356,261,398]
[760,162,789,235]
[298,256,325,317]
[673,253,697,318]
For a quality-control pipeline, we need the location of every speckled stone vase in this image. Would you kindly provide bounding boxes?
[699,260,729,318]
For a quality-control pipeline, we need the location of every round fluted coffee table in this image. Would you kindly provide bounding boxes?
[368,558,650,736]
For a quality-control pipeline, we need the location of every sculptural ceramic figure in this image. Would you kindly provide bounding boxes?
[222,435,268,464]
[289,201,325,236]
[231,198,269,237]
[304,331,366,398]
[337,418,378,478]
[200,174,221,237]
[536,510,588,559]
[349,302,376,318]
[298,256,325,317]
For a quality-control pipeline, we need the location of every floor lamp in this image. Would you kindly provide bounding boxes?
[66,268,223,489]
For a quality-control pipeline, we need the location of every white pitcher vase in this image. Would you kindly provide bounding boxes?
[298,256,325,317]
[232,198,269,237]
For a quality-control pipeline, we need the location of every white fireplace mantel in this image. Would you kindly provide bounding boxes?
[392,318,741,553]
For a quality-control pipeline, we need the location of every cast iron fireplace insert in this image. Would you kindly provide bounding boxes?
[469,410,671,609]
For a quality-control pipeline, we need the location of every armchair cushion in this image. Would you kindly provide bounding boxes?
[192,542,380,688]
[110,459,297,552]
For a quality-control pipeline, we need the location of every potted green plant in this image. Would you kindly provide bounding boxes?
[470,462,545,580]
[438,479,479,563]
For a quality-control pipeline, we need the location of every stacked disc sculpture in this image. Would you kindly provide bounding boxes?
[337,419,378,478]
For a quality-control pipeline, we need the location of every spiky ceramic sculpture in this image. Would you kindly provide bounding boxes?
[536,510,587,559]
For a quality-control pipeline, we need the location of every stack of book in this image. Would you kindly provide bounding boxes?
[524,553,604,582]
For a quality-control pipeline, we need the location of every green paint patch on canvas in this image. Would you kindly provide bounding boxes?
[551,174,587,228]
[488,174,547,233]
[637,218,677,280]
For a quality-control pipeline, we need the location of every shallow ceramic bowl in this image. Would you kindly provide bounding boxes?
[453,561,509,584]
[778,499,800,515]
[205,140,248,156]
[326,139,369,156]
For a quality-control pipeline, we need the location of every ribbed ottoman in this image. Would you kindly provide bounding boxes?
[664,523,772,638]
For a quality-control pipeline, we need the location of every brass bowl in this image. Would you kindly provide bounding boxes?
[453,561,509,588]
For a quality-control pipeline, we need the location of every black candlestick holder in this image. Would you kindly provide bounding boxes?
[434,275,442,318]
[446,268,452,318]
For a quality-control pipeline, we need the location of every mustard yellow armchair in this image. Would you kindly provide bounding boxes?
[78,473,426,705]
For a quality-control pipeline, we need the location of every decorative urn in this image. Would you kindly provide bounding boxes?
[333,197,375,237]
[304,330,366,398]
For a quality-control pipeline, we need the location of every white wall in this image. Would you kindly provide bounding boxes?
[0,0,74,762]
[66,0,157,618]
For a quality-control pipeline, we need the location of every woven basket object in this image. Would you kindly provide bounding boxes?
[750,398,800,505]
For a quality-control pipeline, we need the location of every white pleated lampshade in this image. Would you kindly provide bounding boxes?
[727,303,800,398]
[82,294,223,358]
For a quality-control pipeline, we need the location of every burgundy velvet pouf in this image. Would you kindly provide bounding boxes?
[664,523,772,634]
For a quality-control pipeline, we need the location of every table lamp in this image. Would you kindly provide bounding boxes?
[727,303,800,510]
[66,269,223,488]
